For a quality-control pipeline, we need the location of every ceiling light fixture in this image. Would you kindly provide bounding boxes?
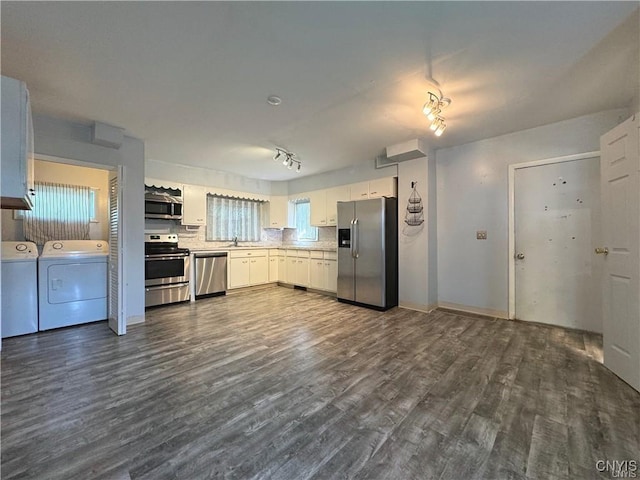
[274,148,302,173]
[423,91,450,136]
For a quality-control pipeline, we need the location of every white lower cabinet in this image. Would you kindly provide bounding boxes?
[284,249,310,287]
[309,251,337,292]
[325,259,337,292]
[278,256,286,282]
[296,257,309,287]
[230,248,335,292]
[228,250,268,289]
[286,251,298,284]
[249,256,268,285]
[310,258,325,289]
[268,250,279,283]
[229,257,251,288]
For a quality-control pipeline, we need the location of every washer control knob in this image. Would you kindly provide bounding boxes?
[53,242,63,250]
[16,243,27,251]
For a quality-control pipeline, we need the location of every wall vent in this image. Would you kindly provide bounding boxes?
[386,139,427,162]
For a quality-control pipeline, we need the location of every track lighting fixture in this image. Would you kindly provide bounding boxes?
[423,91,450,136]
[274,148,302,173]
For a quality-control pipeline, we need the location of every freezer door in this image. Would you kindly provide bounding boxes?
[354,198,386,307]
[337,201,355,301]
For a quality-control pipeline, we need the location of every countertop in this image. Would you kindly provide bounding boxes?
[187,245,337,254]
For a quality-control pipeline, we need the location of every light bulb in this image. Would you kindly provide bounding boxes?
[435,122,446,136]
[283,155,289,166]
[426,108,440,121]
[287,159,293,169]
[423,93,440,119]
[296,162,301,173]
[273,150,281,161]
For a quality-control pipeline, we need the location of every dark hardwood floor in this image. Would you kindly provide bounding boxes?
[2,287,638,479]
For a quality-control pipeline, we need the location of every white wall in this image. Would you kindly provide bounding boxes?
[287,158,398,195]
[1,160,109,242]
[32,113,146,326]
[436,108,629,317]
[397,156,436,311]
[146,159,274,196]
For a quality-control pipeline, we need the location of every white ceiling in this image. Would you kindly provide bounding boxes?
[2,2,638,181]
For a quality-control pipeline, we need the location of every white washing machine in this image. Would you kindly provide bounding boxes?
[1,241,39,337]
[38,240,109,331]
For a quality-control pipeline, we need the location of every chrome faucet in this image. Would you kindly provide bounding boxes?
[233,236,238,247]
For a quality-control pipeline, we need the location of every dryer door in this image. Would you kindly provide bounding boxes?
[47,261,107,304]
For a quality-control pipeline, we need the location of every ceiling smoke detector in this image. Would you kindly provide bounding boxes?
[267,95,282,106]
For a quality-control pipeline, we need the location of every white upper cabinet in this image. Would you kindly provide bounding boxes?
[349,178,397,200]
[267,195,290,228]
[182,185,207,225]
[325,185,350,225]
[368,177,397,198]
[1,76,34,210]
[349,181,370,200]
[309,190,327,227]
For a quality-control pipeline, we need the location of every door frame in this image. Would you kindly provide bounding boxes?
[33,153,126,334]
[507,150,600,320]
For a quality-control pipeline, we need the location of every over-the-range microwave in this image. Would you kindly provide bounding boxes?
[145,193,183,220]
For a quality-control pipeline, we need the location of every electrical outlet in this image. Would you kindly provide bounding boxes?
[477,230,487,240]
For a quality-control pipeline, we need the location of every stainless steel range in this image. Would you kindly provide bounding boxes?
[145,234,190,307]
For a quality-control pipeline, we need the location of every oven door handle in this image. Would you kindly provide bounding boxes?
[146,282,190,292]
[145,254,189,260]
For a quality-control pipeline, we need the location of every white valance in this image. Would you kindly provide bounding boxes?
[205,187,269,202]
[144,178,182,192]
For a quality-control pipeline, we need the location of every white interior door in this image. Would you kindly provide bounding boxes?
[514,157,602,331]
[108,166,126,335]
[600,115,640,392]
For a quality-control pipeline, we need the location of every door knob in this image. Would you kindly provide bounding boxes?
[515,253,525,260]
[595,247,609,255]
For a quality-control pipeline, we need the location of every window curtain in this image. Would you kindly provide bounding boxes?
[23,181,92,245]
[206,195,262,241]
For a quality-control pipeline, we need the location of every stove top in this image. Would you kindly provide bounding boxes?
[144,233,189,255]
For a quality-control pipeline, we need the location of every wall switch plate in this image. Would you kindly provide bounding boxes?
[477,230,487,240]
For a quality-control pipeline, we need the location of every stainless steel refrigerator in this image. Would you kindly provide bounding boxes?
[337,197,398,310]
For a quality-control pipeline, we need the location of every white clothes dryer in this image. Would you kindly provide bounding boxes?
[1,241,38,337]
[38,240,109,331]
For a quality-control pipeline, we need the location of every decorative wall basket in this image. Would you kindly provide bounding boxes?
[405,181,424,226]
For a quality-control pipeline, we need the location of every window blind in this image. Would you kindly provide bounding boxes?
[206,195,263,242]
[23,181,92,245]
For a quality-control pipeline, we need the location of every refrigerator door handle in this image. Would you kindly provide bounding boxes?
[353,218,359,258]
[350,219,355,258]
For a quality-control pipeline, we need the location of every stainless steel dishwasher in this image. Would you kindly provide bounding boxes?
[195,252,227,299]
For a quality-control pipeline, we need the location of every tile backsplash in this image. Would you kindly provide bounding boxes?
[145,220,336,250]
[282,226,336,249]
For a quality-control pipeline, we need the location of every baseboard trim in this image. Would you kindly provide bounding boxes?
[437,302,508,320]
[399,302,438,314]
[127,315,145,326]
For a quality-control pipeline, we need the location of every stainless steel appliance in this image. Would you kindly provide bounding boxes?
[337,197,398,310]
[145,234,190,307]
[195,252,227,299]
[145,191,183,220]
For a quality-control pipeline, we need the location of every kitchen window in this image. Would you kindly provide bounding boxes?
[206,195,263,242]
[294,200,318,241]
